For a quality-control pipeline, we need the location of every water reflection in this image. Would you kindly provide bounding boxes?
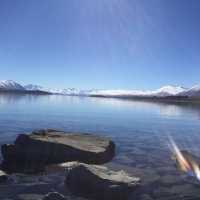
[1,94,200,120]
[0,93,48,104]
[89,96,200,120]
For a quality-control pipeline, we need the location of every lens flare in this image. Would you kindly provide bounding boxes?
[169,138,200,181]
[190,159,200,181]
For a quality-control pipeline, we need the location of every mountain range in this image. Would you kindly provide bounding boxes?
[0,80,200,98]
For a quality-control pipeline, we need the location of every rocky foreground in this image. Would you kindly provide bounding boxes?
[0,129,140,200]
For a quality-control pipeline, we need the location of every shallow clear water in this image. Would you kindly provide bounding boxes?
[1,94,200,199]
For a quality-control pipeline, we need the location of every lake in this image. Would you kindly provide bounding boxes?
[1,94,200,199]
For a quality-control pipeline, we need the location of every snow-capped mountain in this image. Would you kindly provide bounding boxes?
[24,84,83,96]
[179,85,200,97]
[88,86,186,97]
[88,89,148,96]
[24,84,44,91]
[61,88,85,95]
[24,84,62,94]
[150,85,186,97]
[23,84,187,97]
[48,88,81,95]
[0,80,25,90]
[1,80,200,98]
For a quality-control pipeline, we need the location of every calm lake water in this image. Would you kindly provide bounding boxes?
[1,94,200,199]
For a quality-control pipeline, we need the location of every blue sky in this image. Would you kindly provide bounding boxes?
[0,0,200,90]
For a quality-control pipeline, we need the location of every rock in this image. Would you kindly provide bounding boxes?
[43,192,67,200]
[1,129,115,173]
[0,170,8,183]
[65,162,140,200]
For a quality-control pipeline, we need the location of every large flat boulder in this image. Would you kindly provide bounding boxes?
[1,129,115,173]
[65,162,140,200]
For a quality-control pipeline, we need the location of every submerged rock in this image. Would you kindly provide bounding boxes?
[1,129,115,173]
[65,162,140,200]
[0,170,8,183]
[43,192,67,200]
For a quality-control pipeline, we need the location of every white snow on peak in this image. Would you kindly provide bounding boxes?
[24,84,83,95]
[24,84,64,94]
[24,84,44,91]
[88,89,148,96]
[63,88,89,95]
[190,85,200,91]
[48,88,83,95]
[88,86,186,97]
[0,80,25,90]
[151,85,186,96]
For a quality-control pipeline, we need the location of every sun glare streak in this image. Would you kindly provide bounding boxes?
[169,137,200,181]
[190,160,200,181]
[169,138,191,172]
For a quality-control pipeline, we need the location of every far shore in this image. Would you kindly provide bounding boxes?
[0,90,200,104]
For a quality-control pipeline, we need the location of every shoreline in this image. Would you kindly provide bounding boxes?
[1,91,200,104]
